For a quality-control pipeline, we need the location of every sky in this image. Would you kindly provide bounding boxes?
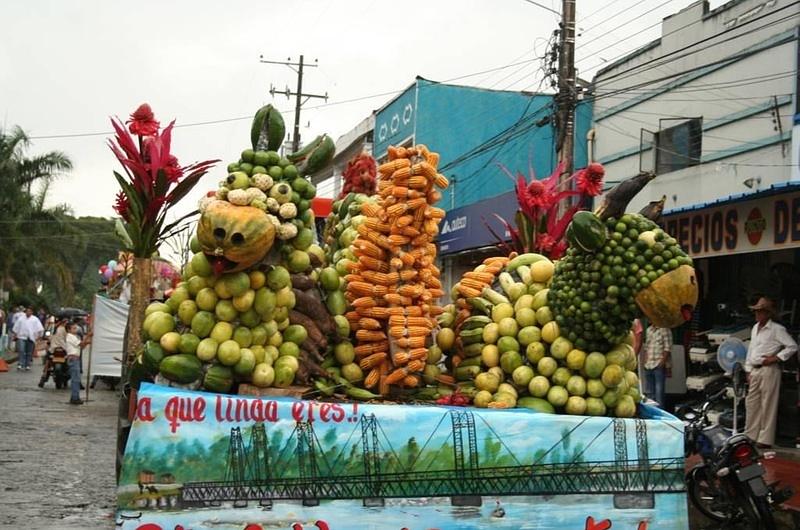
[1,0,726,240]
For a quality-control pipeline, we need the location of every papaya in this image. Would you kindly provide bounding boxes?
[250,104,285,151]
[159,354,203,384]
[635,264,698,328]
[288,134,335,176]
[203,364,234,393]
[566,211,607,252]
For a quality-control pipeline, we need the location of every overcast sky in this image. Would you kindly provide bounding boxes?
[1,0,724,228]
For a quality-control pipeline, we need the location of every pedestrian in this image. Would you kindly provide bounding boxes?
[40,318,68,388]
[744,297,797,448]
[0,306,6,352]
[12,307,44,371]
[66,321,90,405]
[641,324,672,408]
[8,306,24,352]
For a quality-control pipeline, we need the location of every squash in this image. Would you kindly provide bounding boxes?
[197,200,275,274]
[635,264,698,328]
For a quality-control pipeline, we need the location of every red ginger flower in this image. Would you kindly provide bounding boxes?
[127,103,160,136]
[576,162,605,197]
[113,191,131,221]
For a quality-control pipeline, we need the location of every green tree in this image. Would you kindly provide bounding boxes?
[0,126,74,307]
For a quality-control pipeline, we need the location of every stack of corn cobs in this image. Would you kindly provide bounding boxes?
[343,145,448,395]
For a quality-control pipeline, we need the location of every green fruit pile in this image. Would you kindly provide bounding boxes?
[441,253,642,418]
[130,105,338,394]
[549,212,692,352]
[136,266,305,393]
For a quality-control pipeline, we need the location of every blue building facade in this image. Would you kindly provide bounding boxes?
[373,77,591,256]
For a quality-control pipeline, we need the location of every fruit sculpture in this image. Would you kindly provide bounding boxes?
[131,104,337,393]
[315,145,449,397]
[444,176,698,417]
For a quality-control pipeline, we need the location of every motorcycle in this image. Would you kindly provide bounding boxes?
[681,385,793,529]
[38,346,70,389]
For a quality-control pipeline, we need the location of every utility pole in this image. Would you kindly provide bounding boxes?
[556,0,577,178]
[260,54,328,153]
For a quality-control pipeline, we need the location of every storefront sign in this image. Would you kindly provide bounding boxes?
[439,191,518,254]
[663,189,800,258]
[116,384,688,530]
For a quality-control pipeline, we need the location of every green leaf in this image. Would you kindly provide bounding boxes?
[114,218,134,249]
[166,172,204,207]
[113,171,143,223]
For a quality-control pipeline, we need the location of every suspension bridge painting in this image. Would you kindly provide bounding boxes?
[116,383,689,529]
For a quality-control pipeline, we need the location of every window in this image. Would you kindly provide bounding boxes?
[655,118,702,174]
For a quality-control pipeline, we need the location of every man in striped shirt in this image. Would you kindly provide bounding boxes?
[641,325,672,408]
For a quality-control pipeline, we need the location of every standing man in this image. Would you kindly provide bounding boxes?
[641,325,673,408]
[65,321,90,405]
[12,307,44,371]
[744,297,797,448]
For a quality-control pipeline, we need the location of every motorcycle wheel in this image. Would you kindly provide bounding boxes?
[741,495,776,530]
[687,466,732,523]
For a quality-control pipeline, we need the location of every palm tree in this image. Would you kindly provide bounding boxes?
[0,126,73,303]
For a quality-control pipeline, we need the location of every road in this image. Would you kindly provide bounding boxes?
[0,359,118,529]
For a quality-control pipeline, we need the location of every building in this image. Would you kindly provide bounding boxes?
[591,0,800,438]
[318,77,591,290]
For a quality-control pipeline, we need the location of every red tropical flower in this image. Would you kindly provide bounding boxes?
[575,162,605,197]
[127,103,160,136]
[109,104,218,257]
[113,191,131,221]
[489,160,607,259]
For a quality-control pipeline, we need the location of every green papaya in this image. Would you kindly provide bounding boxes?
[288,134,335,176]
[251,104,286,151]
[159,354,203,384]
[203,364,234,393]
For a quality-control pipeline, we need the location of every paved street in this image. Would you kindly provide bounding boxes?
[0,358,118,529]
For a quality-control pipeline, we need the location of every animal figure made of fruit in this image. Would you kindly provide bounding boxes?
[131,105,338,395]
[443,169,698,417]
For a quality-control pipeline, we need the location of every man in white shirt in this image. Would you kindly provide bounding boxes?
[12,307,44,371]
[744,297,797,447]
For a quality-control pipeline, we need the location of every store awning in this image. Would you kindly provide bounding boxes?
[664,181,800,216]
[662,180,800,259]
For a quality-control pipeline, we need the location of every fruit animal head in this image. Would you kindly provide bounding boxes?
[196,200,275,274]
[635,264,698,328]
[550,211,696,351]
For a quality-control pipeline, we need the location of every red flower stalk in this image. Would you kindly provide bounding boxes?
[113,191,131,221]
[109,104,219,257]
[127,103,160,136]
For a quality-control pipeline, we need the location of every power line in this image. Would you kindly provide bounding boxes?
[576,0,675,52]
[587,2,800,85]
[25,58,541,141]
[577,0,627,24]
[521,0,560,15]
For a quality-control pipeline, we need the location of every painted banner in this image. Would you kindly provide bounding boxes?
[116,383,688,530]
[663,189,800,258]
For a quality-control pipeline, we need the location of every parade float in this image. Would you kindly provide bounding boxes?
[114,104,693,530]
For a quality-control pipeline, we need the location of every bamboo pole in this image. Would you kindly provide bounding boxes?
[125,257,151,365]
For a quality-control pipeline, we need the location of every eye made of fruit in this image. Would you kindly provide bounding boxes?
[196,200,275,274]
